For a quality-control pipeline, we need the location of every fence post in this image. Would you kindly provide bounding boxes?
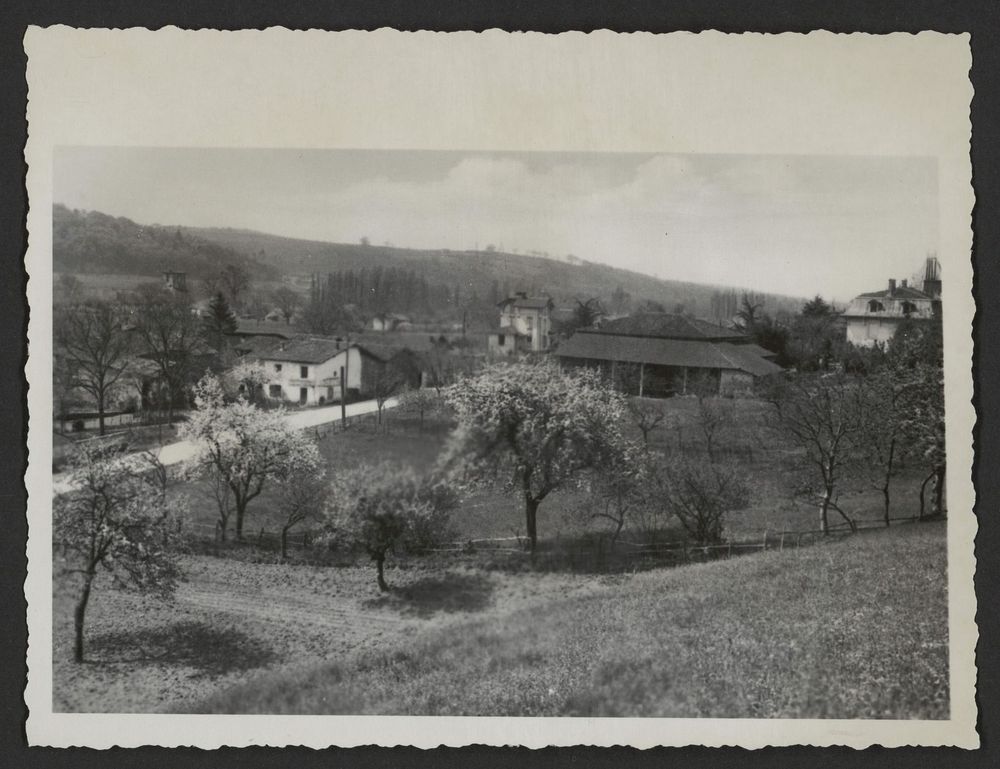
[727,541,733,559]
[257,527,265,548]
[762,529,768,552]
[779,530,785,552]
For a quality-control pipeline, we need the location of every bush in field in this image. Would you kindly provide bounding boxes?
[183,373,321,540]
[443,361,631,554]
[54,444,183,662]
[658,453,750,544]
[325,464,457,591]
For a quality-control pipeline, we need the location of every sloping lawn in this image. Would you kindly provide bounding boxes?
[189,520,948,718]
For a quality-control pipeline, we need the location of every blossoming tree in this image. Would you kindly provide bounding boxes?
[325,464,456,591]
[54,444,183,663]
[183,373,321,540]
[444,361,631,554]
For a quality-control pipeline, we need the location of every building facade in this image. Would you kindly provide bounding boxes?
[844,258,942,348]
[254,338,385,405]
[488,293,554,356]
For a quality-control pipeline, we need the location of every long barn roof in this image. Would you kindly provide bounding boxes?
[555,333,782,377]
[585,312,745,341]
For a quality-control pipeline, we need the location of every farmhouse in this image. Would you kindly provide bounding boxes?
[844,257,942,348]
[555,312,782,397]
[252,337,389,405]
[488,292,554,356]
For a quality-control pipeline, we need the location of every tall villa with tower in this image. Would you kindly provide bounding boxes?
[844,256,942,348]
[487,292,554,356]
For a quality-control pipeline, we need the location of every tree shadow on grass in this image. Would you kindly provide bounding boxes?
[363,571,496,619]
[88,620,277,678]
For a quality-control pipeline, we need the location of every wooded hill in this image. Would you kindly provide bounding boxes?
[54,205,804,317]
[53,205,279,282]
[186,226,804,317]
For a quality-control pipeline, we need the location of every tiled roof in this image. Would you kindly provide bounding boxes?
[498,295,553,310]
[231,319,296,339]
[857,286,934,301]
[740,343,778,359]
[555,333,782,377]
[255,337,348,364]
[587,313,745,341]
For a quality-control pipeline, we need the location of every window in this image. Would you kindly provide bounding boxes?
[526,316,534,330]
[901,301,916,317]
[867,300,885,312]
[300,365,309,378]
[498,334,506,346]
[268,384,282,398]
[274,363,282,372]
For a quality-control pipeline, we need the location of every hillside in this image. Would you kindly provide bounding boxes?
[184,225,804,315]
[53,205,279,282]
[188,522,947,718]
[53,205,805,316]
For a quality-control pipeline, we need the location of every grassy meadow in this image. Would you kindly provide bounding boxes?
[187,521,948,718]
[54,392,949,717]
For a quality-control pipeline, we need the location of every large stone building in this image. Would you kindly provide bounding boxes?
[844,257,942,348]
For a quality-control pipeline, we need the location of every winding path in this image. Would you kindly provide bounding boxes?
[52,397,399,495]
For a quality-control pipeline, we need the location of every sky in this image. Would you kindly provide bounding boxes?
[54,147,939,302]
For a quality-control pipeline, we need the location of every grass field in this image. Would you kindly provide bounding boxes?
[54,392,947,717]
[52,552,608,712]
[185,520,948,718]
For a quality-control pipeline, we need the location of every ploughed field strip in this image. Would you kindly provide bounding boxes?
[176,579,410,634]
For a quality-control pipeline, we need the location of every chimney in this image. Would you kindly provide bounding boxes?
[888,278,897,295]
[923,256,942,299]
[901,279,908,289]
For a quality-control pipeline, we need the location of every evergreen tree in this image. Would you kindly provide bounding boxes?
[204,292,238,336]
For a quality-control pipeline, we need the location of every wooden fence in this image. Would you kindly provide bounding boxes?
[181,512,931,570]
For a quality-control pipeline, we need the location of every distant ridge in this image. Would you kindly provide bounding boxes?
[184,225,805,315]
[53,205,805,316]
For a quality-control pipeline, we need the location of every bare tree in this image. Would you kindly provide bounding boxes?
[627,398,666,446]
[275,469,329,558]
[587,442,651,547]
[271,286,301,324]
[765,373,864,534]
[688,372,728,462]
[130,285,204,426]
[371,361,408,427]
[219,263,251,310]
[55,300,134,435]
[660,454,750,544]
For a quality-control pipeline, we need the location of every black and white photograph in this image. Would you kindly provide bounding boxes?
[23,28,977,749]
